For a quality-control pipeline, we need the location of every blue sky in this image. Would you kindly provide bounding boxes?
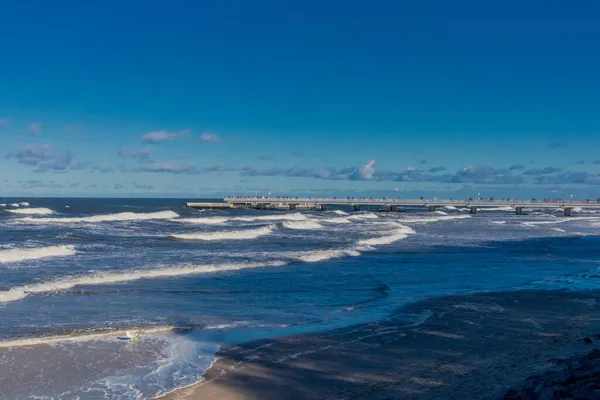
[1,0,599,198]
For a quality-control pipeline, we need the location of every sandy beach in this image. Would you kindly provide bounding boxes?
[161,290,600,400]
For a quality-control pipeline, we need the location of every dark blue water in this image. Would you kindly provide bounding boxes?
[1,198,599,399]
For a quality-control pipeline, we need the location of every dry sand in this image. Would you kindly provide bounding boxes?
[161,290,600,400]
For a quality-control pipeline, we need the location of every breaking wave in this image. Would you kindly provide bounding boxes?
[282,220,323,230]
[169,225,274,241]
[20,210,179,223]
[295,248,361,263]
[173,217,229,225]
[358,223,415,246]
[0,245,76,264]
[401,215,471,223]
[349,213,379,220]
[0,260,288,303]
[329,210,349,216]
[320,217,352,224]
[19,202,30,207]
[7,207,54,215]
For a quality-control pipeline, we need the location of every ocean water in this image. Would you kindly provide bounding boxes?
[1,198,600,399]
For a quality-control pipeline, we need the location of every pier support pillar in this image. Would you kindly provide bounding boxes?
[515,207,523,215]
[428,206,439,212]
[470,207,477,214]
[319,204,328,211]
[288,204,297,210]
[353,205,360,211]
[389,205,397,212]
[564,207,572,217]
[254,203,267,209]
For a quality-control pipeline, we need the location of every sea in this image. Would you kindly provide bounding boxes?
[1,198,600,399]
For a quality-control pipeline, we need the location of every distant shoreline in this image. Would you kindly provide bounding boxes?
[160,289,600,400]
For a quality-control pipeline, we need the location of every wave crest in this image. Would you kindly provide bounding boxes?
[295,248,361,263]
[169,225,274,241]
[20,210,179,223]
[0,260,288,303]
[282,220,323,230]
[358,223,415,246]
[7,207,54,215]
[0,245,76,264]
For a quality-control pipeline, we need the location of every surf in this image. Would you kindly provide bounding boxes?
[0,260,288,303]
[168,225,274,240]
[19,210,179,223]
[0,245,76,264]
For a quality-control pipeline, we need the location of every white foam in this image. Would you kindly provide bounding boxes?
[401,215,471,223]
[0,260,288,303]
[357,223,415,246]
[20,210,179,223]
[551,228,567,233]
[174,213,307,225]
[169,225,274,241]
[234,213,307,222]
[0,245,76,264]
[173,217,229,225]
[443,205,458,210]
[9,203,20,207]
[7,207,54,215]
[433,210,448,215]
[19,202,30,207]
[349,213,379,220]
[320,217,352,224]
[0,326,175,348]
[0,204,5,207]
[330,210,349,216]
[491,220,507,225]
[282,220,323,230]
[295,248,361,263]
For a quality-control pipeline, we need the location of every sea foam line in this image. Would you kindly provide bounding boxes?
[0,245,76,264]
[169,225,274,240]
[0,326,175,349]
[6,207,54,215]
[295,248,361,262]
[20,210,179,223]
[0,260,288,304]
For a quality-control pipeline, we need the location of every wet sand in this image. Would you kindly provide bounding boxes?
[161,290,600,400]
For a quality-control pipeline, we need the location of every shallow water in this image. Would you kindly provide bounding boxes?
[1,198,599,399]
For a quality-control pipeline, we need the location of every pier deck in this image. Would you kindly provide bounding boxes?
[185,197,600,216]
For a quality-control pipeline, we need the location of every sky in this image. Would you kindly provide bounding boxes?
[1,0,599,198]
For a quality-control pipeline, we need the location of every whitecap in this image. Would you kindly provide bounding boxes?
[320,217,352,224]
[0,260,288,303]
[19,202,30,207]
[295,248,361,263]
[0,245,76,264]
[173,217,229,225]
[348,213,379,220]
[7,207,54,215]
[357,223,415,246]
[282,220,323,230]
[9,203,20,207]
[169,225,274,241]
[20,210,179,223]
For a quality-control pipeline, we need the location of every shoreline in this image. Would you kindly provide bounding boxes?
[161,289,600,400]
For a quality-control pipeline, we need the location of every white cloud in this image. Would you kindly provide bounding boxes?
[141,129,189,143]
[199,132,220,143]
